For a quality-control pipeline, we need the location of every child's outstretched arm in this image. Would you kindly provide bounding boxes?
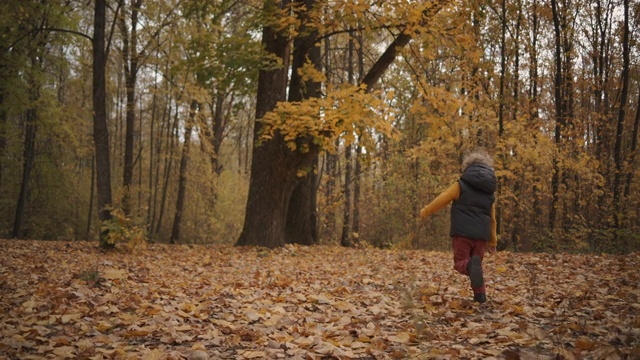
[419,182,460,219]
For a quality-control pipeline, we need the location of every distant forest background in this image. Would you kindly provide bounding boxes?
[0,0,638,253]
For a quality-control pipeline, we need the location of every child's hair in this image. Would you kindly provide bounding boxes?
[461,148,494,171]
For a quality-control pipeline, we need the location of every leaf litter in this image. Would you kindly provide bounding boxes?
[0,240,638,359]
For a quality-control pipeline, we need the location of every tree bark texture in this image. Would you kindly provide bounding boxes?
[121,0,143,216]
[285,0,321,246]
[237,0,449,248]
[612,0,629,230]
[12,85,38,239]
[549,0,564,232]
[624,88,640,199]
[0,76,6,194]
[93,0,114,247]
[236,0,296,248]
[170,100,197,244]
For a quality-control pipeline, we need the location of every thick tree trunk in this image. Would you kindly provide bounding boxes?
[236,0,293,248]
[93,0,114,247]
[286,175,318,245]
[238,0,449,248]
[170,100,197,244]
[285,0,321,245]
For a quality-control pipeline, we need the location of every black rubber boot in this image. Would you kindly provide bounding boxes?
[473,293,487,303]
[468,255,484,288]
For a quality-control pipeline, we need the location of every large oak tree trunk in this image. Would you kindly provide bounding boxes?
[236,0,294,248]
[285,0,321,245]
[238,0,449,248]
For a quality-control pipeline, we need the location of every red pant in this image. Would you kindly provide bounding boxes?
[452,236,486,294]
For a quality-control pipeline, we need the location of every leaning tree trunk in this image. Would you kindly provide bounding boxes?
[93,0,114,247]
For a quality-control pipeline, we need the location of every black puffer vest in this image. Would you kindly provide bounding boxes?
[450,163,497,241]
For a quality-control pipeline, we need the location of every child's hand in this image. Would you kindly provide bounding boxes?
[487,246,496,254]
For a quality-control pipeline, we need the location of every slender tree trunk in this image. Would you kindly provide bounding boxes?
[529,0,539,123]
[151,70,172,239]
[93,0,114,247]
[549,0,564,232]
[498,0,506,136]
[170,100,197,244]
[341,144,353,247]
[613,0,630,246]
[147,60,159,237]
[352,29,365,241]
[12,85,38,239]
[340,30,356,247]
[86,154,96,239]
[512,0,522,122]
[590,0,613,237]
[121,0,142,216]
[324,146,337,238]
[624,88,640,199]
[209,91,226,175]
[0,83,5,194]
[322,24,337,240]
[528,0,543,236]
[156,103,177,238]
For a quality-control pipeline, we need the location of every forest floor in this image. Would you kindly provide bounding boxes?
[0,239,638,360]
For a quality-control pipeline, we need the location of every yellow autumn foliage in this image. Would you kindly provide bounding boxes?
[259,84,395,154]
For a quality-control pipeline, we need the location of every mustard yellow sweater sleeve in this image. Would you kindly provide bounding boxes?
[489,203,497,247]
[419,182,460,218]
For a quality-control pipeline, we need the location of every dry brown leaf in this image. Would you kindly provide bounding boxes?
[1,240,638,359]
